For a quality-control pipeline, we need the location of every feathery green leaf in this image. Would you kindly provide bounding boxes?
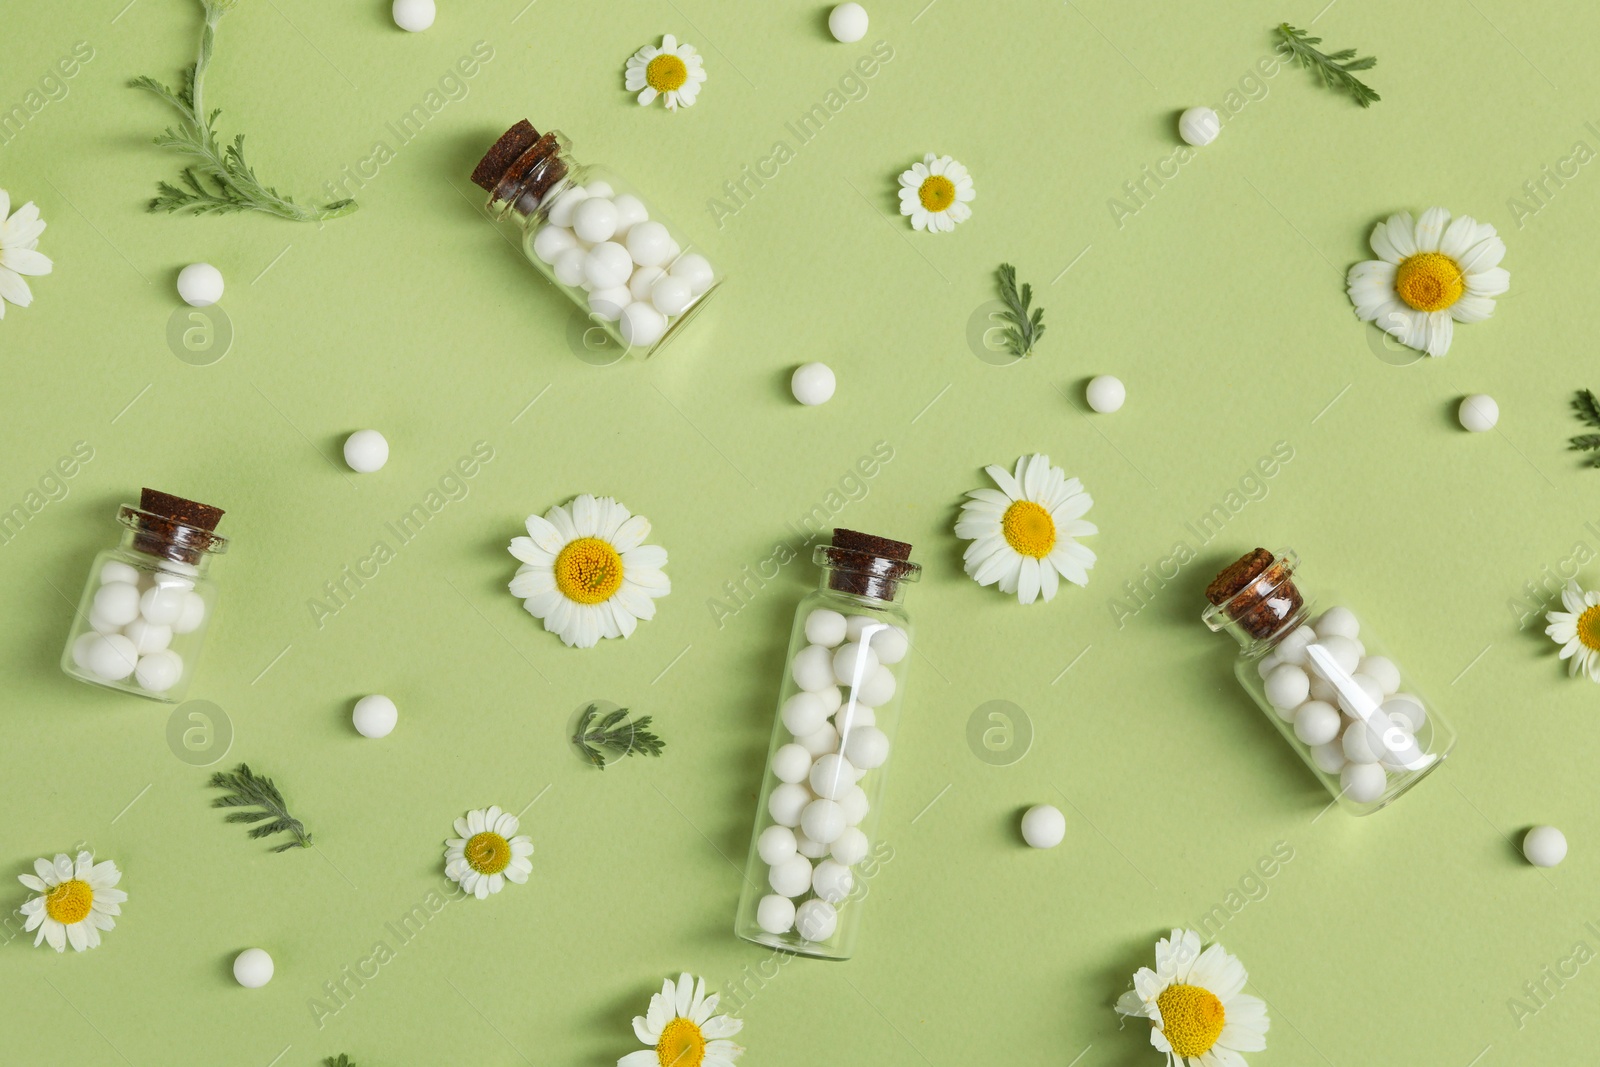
[130,4,356,222]
[571,704,665,769]
[1275,23,1381,108]
[208,763,312,851]
[995,263,1046,359]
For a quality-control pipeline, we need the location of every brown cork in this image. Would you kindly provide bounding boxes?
[131,488,226,565]
[471,120,539,190]
[471,121,568,211]
[140,488,223,532]
[821,528,916,602]
[1207,548,1302,641]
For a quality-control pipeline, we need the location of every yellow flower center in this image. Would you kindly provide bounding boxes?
[1001,500,1056,559]
[45,879,94,925]
[464,832,511,875]
[554,537,624,605]
[919,174,956,213]
[646,54,689,93]
[656,1017,706,1067]
[1156,983,1226,1058]
[1577,605,1600,651]
[1394,252,1464,312]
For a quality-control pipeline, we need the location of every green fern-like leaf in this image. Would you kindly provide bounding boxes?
[995,263,1046,359]
[571,704,665,769]
[1276,23,1380,107]
[208,763,312,851]
[129,5,356,222]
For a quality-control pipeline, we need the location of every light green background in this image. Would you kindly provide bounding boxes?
[2,0,1597,1063]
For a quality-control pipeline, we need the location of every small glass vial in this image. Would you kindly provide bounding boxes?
[61,489,227,703]
[735,529,920,960]
[1202,547,1456,814]
[470,120,720,360]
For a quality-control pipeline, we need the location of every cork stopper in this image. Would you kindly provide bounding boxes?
[471,120,568,214]
[1205,547,1303,641]
[818,528,918,602]
[126,488,227,566]
[471,120,539,190]
[141,488,223,533]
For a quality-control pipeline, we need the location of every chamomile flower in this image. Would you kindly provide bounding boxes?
[898,153,974,233]
[618,973,744,1067]
[18,851,126,952]
[508,495,670,649]
[1544,581,1600,682]
[955,453,1096,604]
[0,188,52,320]
[1347,207,1508,357]
[625,35,707,111]
[444,806,534,899]
[1115,928,1269,1066]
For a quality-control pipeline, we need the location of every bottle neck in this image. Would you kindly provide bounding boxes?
[117,505,225,571]
[1233,600,1314,656]
[486,132,574,223]
[812,544,919,605]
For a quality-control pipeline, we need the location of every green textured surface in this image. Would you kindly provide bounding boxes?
[2,1,1598,1064]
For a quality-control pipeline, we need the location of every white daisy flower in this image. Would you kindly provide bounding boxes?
[955,453,1096,604]
[897,153,975,233]
[444,805,534,900]
[1346,207,1508,358]
[18,851,127,952]
[0,188,53,320]
[508,494,670,649]
[618,973,744,1067]
[1544,580,1600,682]
[624,35,707,111]
[1115,928,1270,1067]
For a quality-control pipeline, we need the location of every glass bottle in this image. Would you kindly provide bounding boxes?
[1202,547,1456,814]
[61,489,227,703]
[735,529,921,960]
[470,120,720,361]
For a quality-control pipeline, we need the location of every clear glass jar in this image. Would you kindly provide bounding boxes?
[60,491,227,703]
[1202,548,1456,815]
[735,529,920,960]
[471,120,720,360]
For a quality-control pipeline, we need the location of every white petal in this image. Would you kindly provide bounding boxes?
[1368,221,1402,264]
[1458,235,1506,273]
[523,514,566,554]
[622,544,667,570]
[986,464,1025,501]
[2,246,51,275]
[1449,294,1495,323]
[0,265,33,308]
[1037,557,1059,602]
[509,568,555,599]
[1017,558,1041,605]
[1383,212,1417,258]
[1424,311,1453,357]
[509,536,554,567]
[1563,582,1587,614]
[1465,267,1509,297]
[1413,207,1450,252]
[1438,214,1479,259]
[612,514,650,553]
